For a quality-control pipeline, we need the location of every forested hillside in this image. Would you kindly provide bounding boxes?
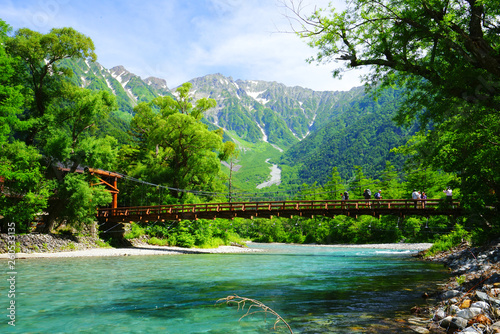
[280,88,416,185]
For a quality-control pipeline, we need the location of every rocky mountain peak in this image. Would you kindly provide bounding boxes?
[144,77,169,91]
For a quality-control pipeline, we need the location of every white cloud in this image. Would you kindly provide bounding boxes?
[2,0,366,91]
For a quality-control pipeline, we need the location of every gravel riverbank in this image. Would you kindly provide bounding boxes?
[0,233,434,258]
[1,244,262,258]
[406,240,500,333]
[0,233,262,258]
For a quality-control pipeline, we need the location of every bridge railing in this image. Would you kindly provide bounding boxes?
[97,198,460,220]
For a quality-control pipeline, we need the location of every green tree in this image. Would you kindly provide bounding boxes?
[379,161,404,199]
[0,141,55,232]
[289,0,500,212]
[3,24,117,232]
[350,165,374,198]
[36,84,118,232]
[129,83,233,200]
[0,20,23,144]
[0,20,54,232]
[6,26,97,146]
[42,84,117,170]
[325,167,345,200]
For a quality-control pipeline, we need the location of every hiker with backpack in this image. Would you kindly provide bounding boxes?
[363,189,372,208]
[363,189,371,199]
[412,189,420,208]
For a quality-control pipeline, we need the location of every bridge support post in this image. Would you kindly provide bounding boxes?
[99,221,131,247]
[112,177,118,209]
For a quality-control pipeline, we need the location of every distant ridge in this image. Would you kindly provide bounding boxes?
[60,59,412,187]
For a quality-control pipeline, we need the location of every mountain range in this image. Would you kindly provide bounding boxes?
[61,59,414,191]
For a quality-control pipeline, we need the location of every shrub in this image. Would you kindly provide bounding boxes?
[95,239,112,248]
[147,225,170,238]
[198,237,225,249]
[124,223,146,239]
[175,233,195,248]
[425,224,470,257]
[147,237,168,246]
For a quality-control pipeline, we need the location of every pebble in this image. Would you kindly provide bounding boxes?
[410,240,500,333]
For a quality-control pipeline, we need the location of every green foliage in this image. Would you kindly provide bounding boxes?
[0,23,120,231]
[0,141,54,232]
[425,224,471,257]
[0,20,24,144]
[147,237,169,246]
[456,275,467,286]
[6,26,97,145]
[124,223,146,239]
[95,239,112,248]
[126,82,230,201]
[174,232,196,248]
[58,173,112,229]
[280,88,413,185]
[295,0,500,217]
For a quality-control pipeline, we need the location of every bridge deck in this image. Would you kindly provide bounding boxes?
[97,199,461,223]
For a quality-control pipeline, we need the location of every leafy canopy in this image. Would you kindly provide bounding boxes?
[127,82,234,201]
[288,0,500,210]
[0,22,117,232]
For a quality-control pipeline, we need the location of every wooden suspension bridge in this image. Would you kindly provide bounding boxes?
[97,198,461,224]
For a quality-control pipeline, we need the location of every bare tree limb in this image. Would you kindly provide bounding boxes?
[215,294,294,333]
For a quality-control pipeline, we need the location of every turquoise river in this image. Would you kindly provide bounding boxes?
[2,243,449,333]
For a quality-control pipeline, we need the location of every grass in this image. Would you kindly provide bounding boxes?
[124,223,146,239]
[424,224,470,257]
[220,138,284,193]
[147,237,169,246]
[95,239,112,248]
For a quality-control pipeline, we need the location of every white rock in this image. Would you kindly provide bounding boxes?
[460,326,481,333]
[441,290,462,300]
[450,305,461,314]
[471,301,490,310]
[433,309,446,321]
[408,325,429,334]
[456,307,482,320]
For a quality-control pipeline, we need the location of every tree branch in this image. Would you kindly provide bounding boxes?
[216,295,294,333]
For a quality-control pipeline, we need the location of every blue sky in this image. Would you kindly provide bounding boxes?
[1,0,365,91]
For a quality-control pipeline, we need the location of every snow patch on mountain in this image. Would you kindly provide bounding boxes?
[255,122,267,142]
[271,144,283,152]
[105,78,116,94]
[246,90,269,104]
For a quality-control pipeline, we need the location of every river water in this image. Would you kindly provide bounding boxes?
[6,243,447,333]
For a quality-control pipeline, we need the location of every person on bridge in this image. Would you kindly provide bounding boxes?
[363,189,371,199]
[421,191,427,208]
[374,190,382,200]
[443,187,453,207]
[412,189,420,208]
[363,189,371,208]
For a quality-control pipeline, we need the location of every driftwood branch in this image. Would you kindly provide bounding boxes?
[215,295,294,333]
